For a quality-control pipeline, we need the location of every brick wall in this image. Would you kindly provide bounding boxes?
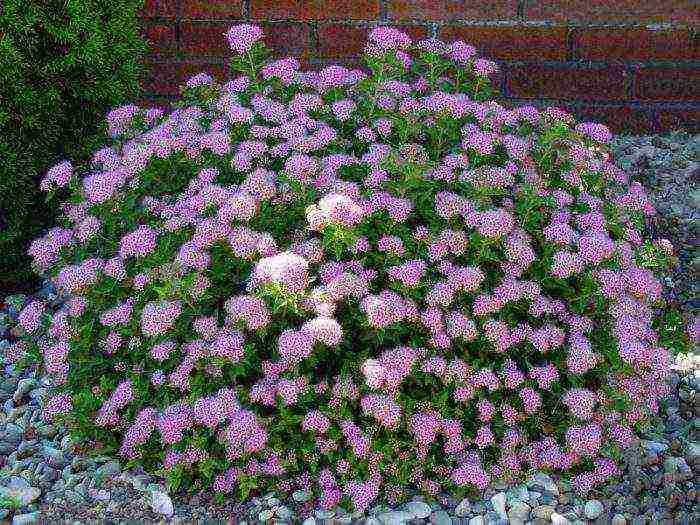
[136,0,699,135]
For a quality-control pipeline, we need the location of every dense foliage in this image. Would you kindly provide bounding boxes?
[8,25,690,512]
[0,0,149,294]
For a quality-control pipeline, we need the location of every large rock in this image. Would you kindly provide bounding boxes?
[150,490,174,517]
[454,498,471,517]
[533,504,554,520]
[12,379,35,404]
[0,476,41,506]
[377,510,414,525]
[404,501,432,520]
[12,512,40,525]
[584,500,604,520]
[430,510,452,525]
[508,501,531,524]
[550,512,570,525]
[491,492,507,520]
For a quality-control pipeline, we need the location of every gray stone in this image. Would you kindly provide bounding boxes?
[529,473,559,495]
[91,488,110,501]
[0,476,41,506]
[611,515,626,525]
[315,509,335,519]
[95,460,121,478]
[275,506,292,520]
[550,512,570,525]
[292,490,311,502]
[259,509,274,521]
[508,501,531,524]
[468,517,485,525]
[584,500,604,520]
[28,388,48,403]
[378,511,415,525]
[663,457,680,474]
[506,485,529,505]
[431,511,452,525]
[676,457,691,473]
[4,423,23,443]
[16,441,38,457]
[404,501,432,520]
[42,445,67,468]
[8,404,28,423]
[70,457,86,471]
[690,188,700,209]
[364,519,381,525]
[12,512,40,525]
[455,498,472,517]
[150,490,174,517]
[59,435,73,451]
[491,493,507,520]
[301,519,316,525]
[12,379,35,404]
[642,440,668,454]
[39,467,59,484]
[35,425,57,439]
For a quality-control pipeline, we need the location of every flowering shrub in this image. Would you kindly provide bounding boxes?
[11,24,690,511]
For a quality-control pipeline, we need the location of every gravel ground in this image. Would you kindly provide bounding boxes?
[0,131,698,525]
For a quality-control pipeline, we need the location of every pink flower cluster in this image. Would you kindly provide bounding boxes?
[225,24,263,54]
[252,251,310,295]
[306,193,366,231]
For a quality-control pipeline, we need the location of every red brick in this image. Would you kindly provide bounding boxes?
[655,106,700,133]
[317,23,429,59]
[307,57,367,72]
[439,25,568,61]
[483,67,507,98]
[634,67,700,101]
[139,22,177,56]
[260,22,312,59]
[318,25,369,58]
[177,62,228,86]
[388,0,518,21]
[142,61,180,96]
[140,0,177,17]
[565,103,655,135]
[250,0,305,18]
[181,0,244,18]
[506,64,629,101]
[180,22,232,56]
[250,0,380,20]
[573,27,695,61]
[524,0,700,25]
[134,96,176,114]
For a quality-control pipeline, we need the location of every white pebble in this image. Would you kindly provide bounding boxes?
[150,490,174,518]
[550,512,571,525]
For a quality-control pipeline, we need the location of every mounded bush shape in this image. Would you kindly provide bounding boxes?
[0,0,150,295]
[10,25,690,511]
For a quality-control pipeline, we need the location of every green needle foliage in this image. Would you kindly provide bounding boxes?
[0,0,150,295]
